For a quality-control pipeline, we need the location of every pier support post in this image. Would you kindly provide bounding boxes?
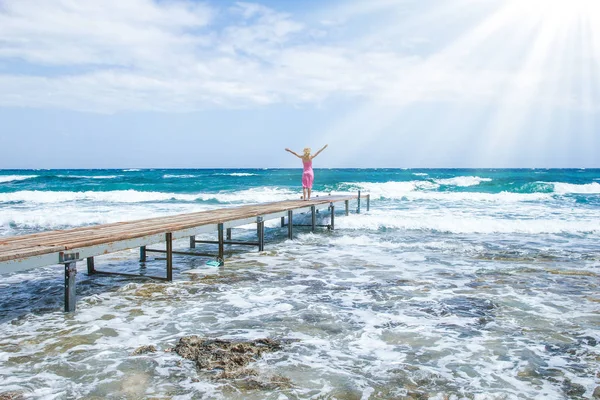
[218,223,224,263]
[189,236,196,249]
[226,228,232,241]
[140,246,146,263]
[357,190,361,214]
[366,194,370,212]
[281,217,285,227]
[64,262,77,312]
[345,200,349,216]
[288,210,293,239]
[330,203,335,230]
[257,217,265,251]
[87,257,95,275]
[311,206,316,232]
[166,233,173,282]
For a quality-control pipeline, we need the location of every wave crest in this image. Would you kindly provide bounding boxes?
[434,176,492,187]
[163,174,196,179]
[214,172,257,177]
[337,210,600,234]
[0,187,299,204]
[0,175,38,183]
[552,182,600,194]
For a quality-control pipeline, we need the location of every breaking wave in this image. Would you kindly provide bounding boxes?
[0,187,298,205]
[0,175,38,183]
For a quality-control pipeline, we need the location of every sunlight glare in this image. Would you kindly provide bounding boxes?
[522,0,600,18]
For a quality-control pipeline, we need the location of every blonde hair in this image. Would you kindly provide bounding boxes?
[303,148,311,156]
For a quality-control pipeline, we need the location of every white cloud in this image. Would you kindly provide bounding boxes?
[0,0,598,113]
[0,0,212,67]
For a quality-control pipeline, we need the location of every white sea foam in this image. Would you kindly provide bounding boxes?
[0,203,212,232]
[413,191,551,202]
[352,179,600,198]
[326,235,399,249]
[349,181,550,202]
[0,190,193,204]
[335,209,600,234]
[0,175,38,183]
[0,214,596,398]
[551,182,600,194]
[344,181,439,198]
[163,174,196,179]
[198,187,296,203]
[57,175,119,179]
[0,187,298,205]
[413,172,429,176]
[215,172,257,177]
[123,169,140,172]
[434,176,492,187]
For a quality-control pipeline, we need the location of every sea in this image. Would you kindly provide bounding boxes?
[0,168,598,400]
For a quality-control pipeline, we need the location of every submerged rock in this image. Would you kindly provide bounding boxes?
[133,283,169,298]
[131,344,157,355]
[0,392,24,400]
[577,335,597,347]
[174,336,283,372]
[120,372,151,398]
[193,273,258,285]
[232,374,293,390]
[173,336,293,388]
[563,378,586,397]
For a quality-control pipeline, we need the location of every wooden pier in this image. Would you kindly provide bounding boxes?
[0,193,370,312]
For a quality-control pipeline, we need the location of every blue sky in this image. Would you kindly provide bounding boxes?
[0,0,598,168]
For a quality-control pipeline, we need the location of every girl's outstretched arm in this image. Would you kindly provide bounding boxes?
[285,148,302,158]
[311,144,328,159]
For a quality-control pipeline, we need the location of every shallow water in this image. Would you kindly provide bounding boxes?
[1,169,599,399]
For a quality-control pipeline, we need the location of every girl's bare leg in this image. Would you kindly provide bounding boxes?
[307,188,312,200]
[303,188,307,200]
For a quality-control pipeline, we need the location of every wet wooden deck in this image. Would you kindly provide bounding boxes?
[0,194,368,271]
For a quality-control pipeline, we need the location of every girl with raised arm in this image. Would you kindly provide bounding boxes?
[285,144,328,201]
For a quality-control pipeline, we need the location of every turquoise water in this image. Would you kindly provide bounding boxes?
[0,169,599,399]
[1,168,599,235]
[1,168,599,195]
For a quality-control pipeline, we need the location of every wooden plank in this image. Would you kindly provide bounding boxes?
[0,205,240,247]
[0,221,133,245]
[0,211,223,249]
[0,245,68,261]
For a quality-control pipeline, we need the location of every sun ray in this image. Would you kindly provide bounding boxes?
[475,0,600,166]
[318,0,542,166]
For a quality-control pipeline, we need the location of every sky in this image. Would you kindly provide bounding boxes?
[0,0,598,169]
